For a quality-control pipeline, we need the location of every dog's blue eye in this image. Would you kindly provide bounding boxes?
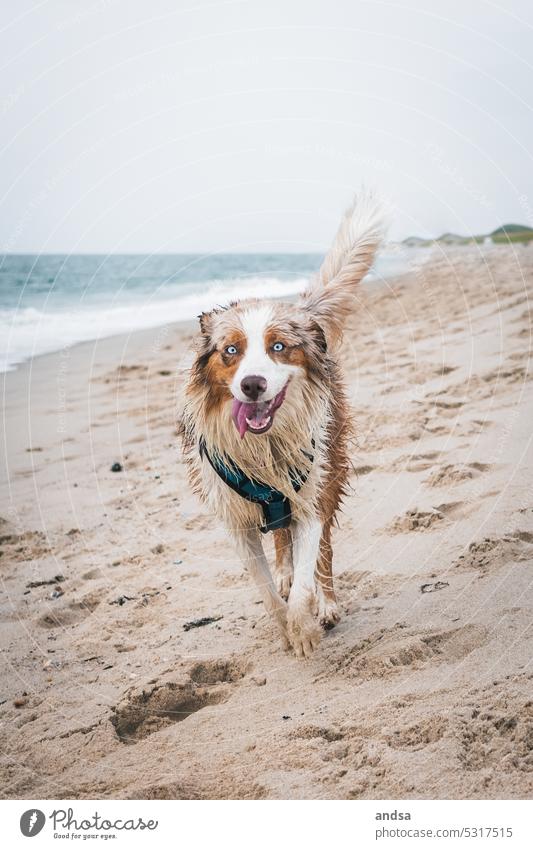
[272,342,284,352]
[225,345,238,355]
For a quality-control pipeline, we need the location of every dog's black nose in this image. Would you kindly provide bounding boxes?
[241,375,267,401]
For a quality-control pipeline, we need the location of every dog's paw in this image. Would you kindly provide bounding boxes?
[318,593,341,631]
[287,590,322,658]
[288,613,322,658]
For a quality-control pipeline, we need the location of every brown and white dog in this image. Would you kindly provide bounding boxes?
[179,193,385,657]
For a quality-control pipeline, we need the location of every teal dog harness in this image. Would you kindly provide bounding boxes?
[199,438,314,533]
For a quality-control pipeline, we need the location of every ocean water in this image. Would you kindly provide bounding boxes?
[0,249,413,372]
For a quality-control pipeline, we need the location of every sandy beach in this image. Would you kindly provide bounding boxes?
[1,243,532,800]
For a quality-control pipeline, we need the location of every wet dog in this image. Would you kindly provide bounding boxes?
[179,193,385,656]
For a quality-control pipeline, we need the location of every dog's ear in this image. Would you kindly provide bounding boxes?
[308,319,328,354]
[198,310,213,338]
[192,311,216,381]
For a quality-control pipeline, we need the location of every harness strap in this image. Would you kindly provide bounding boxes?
[199,438,314,533]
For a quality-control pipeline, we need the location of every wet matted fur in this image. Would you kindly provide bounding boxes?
[179,192,386,657]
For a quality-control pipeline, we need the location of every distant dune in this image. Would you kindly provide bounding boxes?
[404,223,533,247]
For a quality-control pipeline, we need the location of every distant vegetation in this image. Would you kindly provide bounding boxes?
[403,223,533,247]
[490,224,533,243]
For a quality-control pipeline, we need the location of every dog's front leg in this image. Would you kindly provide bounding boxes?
[272,527,293,600]
[234,527,289,650]
[287,518,322,657]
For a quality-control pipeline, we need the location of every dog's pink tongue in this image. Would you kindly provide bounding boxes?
[232,399,253,438]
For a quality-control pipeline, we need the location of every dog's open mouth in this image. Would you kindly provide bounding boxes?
[231,384,288,438]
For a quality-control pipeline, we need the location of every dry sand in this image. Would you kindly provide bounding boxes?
[1,244,533,800]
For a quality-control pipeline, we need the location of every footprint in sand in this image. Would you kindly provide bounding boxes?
[424,462,491,487]
[99,364,148,384]
[456,680,533,772]
[0,530,51,562]
[352,464,375,477]
[453,532,533,574]
[216,571,248,587]
[335,570,404,607]
[110,657,249,743]
[432,399,466,417]
[331,623,487,681]
[388,452,441,473]
[37,590,101,628]
[184,515,211,531]
[289,725,345,742]
[379,364,458,395]
[81,568,101,580]
[336,569,372,589]
[384,501,466,533]
[422,421,453,437]
[482,365,529,386]
[428,364,530,405]
[385,716,448,751]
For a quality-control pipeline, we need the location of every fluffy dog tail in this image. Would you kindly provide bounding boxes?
[303,190,388,347]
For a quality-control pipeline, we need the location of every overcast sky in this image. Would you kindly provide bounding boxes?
[1,0,532,253]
